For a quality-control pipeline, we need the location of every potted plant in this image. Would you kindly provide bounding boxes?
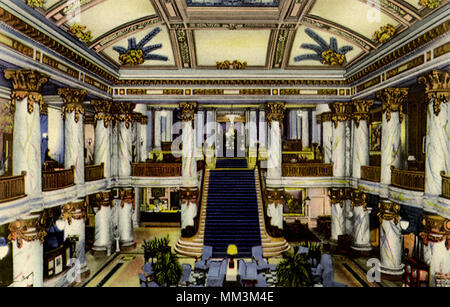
[276,250,313,287]
[142,235,171,264]
[153,248,183,287]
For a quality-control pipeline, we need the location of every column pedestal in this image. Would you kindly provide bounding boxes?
[350,190,372,251]
[328,188,345,242]
[118,188,136,251]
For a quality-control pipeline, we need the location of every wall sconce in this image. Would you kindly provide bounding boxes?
[0,237,9,260]
[42,132,48,139]
[400,220,410,231]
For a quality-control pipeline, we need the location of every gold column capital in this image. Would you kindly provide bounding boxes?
[377,200,401,225]
[350,189,367,208]
[352,100,374,127]
[316,111,332,124]
[265,188,286,206]
[92,191,113,209]
[419,213,450,249]
[58,88,87,123]
[62,199,88,225]
[329,102,352,128]
[327,187,346,207]
[120,188,135,210]
[418,70,450,116]
[180,187,199,203]
[4,69,49,114]
[92,100,114,128]
[376,88,408,123]
[114,102,136,129]
[179,102,198,122]
[265,102,285,123]
[8,213,47,249]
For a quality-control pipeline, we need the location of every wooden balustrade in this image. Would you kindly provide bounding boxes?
[0,171,26,203]
[85,163,104,182]
[131,162,182,177]
[442,172,450,199]
[391,166,425,191]
[282,163,333,177]
[361,165,381,182]
[42,166,75,191]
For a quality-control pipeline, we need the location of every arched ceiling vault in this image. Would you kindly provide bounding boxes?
[23,0,449,71]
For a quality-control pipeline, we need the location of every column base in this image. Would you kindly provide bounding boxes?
[351,244,372,252]
[120,240,136,252]
[380,264,404,278]
[91,244,113,257]
[80,264,91,280]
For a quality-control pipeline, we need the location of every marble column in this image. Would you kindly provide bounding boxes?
[92,100,113,178]
[110,120,119,178]
[8,212,46,287]
[316,104,332,163]
[195,110,204,159]
[248,110,258,168]
[92,191,113,255]
[420,213,450,287]
[377,200,404,275]
[5,70,49,195]
[134,104,148,162]
[328,188,345,242]
[301,110,309,148]
[265,188,285,235]
[289,110,298,139]
[311,110,319,144]
[180,102,198,187]
[329,102,351,178]
[118,188,136,250]
[352,100,374,179]
[266,102,285,182]
[376,88,408,186]
[418,71,450,196]
[47,105,65,165]
[350,189,372,251]
[62,199,90,278]
[259,110,268,160]
[154,110,162,150]
[205,110,216,168]
[59,88,87,185]
[180,187,200,237]
[117,103,136,178]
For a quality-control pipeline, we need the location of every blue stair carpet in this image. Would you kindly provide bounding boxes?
[204,168,261,258]
[215,158,248,169]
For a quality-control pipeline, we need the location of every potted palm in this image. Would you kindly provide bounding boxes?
[276,250,312,287]
[153,248,183,287]
[142,235,171,264]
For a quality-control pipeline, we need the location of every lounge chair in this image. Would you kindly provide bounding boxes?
[238,259,266,287]
[180,263,192,285]
[143,262,153,275]
[194,245,213,271]
[251,245,276,271]
[206,259,227,287]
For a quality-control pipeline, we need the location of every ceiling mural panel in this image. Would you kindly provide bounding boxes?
[193,29,271,67]
[102,25,175,66]
[288,26,363,67]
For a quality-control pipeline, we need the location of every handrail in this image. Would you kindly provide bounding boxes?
[187,160,207,239]
[42,166,75,191]
[361,165,381,182]
[131,162,181,177]
[0,171,26,203]
[85,163,104,182]
[441,171,450,199]
[282,163,333,177]
[391,166,425,191]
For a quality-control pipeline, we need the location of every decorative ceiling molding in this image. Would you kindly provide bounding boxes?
[89,15,162,52]
[45,0,107,26]
[362,0,413,26]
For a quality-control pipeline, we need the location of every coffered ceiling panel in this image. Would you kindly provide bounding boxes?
[194,29,271,67]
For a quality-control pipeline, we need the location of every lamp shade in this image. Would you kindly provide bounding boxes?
[400,220,410,231]
[226,244,238,256]
[0,237,9,260]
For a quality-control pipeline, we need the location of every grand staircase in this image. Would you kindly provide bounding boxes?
[175,158,289,258]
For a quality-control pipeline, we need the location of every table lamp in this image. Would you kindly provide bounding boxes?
[227,244,238,269]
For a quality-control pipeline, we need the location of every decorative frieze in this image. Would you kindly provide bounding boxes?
[4,70,49,114]
[179,102,198,122]
[265,102,285,123]
[58,88,87,123]
[8,214,47,248]
[377,88,408,123]
[352,100,374,127]
[419,213,450,249]
[377,200,401,225]
[62,199,88,225]
[418,70,449,116]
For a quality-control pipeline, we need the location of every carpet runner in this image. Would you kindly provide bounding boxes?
[204,159,261,258]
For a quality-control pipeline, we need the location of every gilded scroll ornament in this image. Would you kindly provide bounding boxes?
[265,102,285,123]
[352,100,374,127]
[62,200,88,225]
[328,188,346,207]
[419,213,450,249]
[418,70,449,116]
[8,216,47,249]
[59,88,87,123]
[120,189,135,210]
[265,188,286,206]
[377,88,408,123]
[179,102,198,122]
[329,102,351,128]
[377,200,401,225]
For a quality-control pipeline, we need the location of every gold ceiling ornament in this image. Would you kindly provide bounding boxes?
[376,88,408,123]
[120,188,135,210]
[59,88,87,123]
[115,102,136,129]
[179,102,198,122]
[26,0,44,8]
[419,0,442,9]
[329,102,352,128]
[8,214,47,249]
[4,70,48,114]
[419,213,450,249]
[377,200,401,225]
[417,70,449,116]
[350,189,367,209]
[216,60,248,70]
[373,24,397,44]
[92,100,114,128]
[265,102,285,123]
[265,188,286,207]
[327,188,346,207]
[180,187,199,203]
[352,100,374,127]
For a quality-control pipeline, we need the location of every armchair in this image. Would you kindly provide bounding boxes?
[194,245,213,271]
[206,259,227,287]
[238,259,266,287]
[252,245,276,271]
[180,263,192,286]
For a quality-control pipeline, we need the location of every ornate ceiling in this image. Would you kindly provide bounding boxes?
[16,0,450,71]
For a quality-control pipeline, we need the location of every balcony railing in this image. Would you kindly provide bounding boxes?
[282,163,333,177]
[0,171,26,203]
[85,163,104,182]
[361,165,381,182]
[42,166,75,191]
[391,166,425,191]
[442,171,450,199]
[132,162,182,177]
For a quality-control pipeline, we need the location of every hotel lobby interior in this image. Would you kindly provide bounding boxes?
[0,0,449,288]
